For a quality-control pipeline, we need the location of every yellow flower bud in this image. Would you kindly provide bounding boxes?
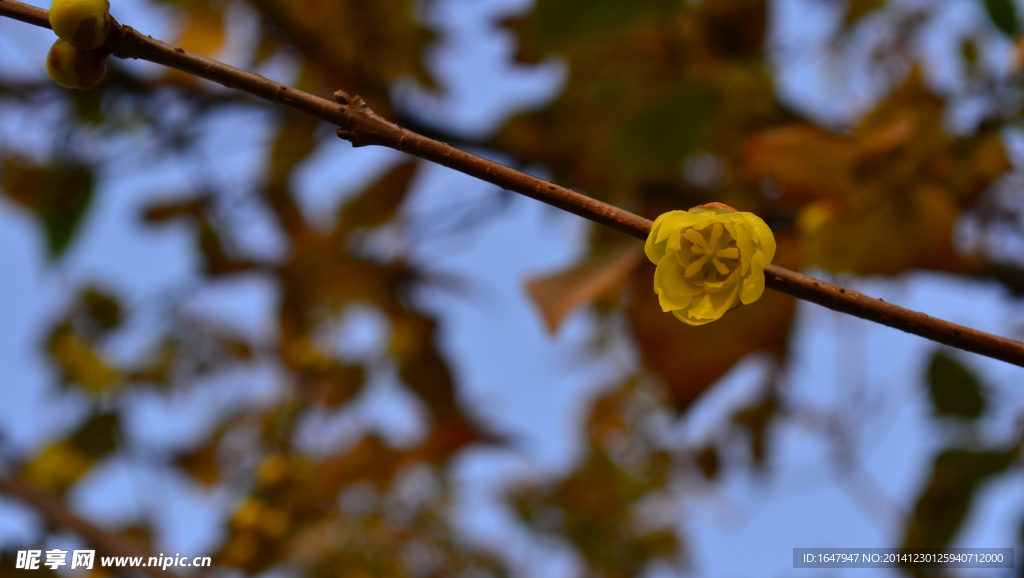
[46,38,107,90]
[48,0,111,50]
[645,203,776,326]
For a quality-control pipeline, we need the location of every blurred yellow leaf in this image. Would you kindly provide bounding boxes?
[798,184,961,274]
[167,9,225,85]
[21,442,94,494]
[22,414,120,493]
[47,325,120,393]
[745,71,1009,275]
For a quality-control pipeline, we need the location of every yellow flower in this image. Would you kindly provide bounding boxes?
[645,203,776,326]
[49,0,110,50]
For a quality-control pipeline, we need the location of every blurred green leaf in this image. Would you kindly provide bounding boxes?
[927,352,986,418]
[68,412,120,457]
[903,449,1017,549]
[514,448,680,574]
[1,158,93,258]
[511,0,678,54]
[72,84,106,124]
[962,38,980,67]
[81,286,123,332]
[983,0,1017,36]
[732,393,778,467]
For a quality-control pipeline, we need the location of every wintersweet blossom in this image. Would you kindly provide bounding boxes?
[645,203,776,326]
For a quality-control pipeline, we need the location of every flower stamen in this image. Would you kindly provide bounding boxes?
[708,223,723,246]
[685,255,708,277]
[683,229,710,252]
[683,223,739,277]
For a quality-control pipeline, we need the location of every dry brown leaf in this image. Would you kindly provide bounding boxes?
[528,245,644,332]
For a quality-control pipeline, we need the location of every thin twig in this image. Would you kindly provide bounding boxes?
[0,476,186,578]
[3,0,1024,367]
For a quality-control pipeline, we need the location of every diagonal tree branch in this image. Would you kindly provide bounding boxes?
[0,476,186,578]
[3,0,1024,367]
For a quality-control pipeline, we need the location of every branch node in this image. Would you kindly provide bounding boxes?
[333,89,351,104]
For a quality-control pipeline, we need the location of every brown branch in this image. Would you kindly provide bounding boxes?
[3,0,1024,367]
[0,476,186,578]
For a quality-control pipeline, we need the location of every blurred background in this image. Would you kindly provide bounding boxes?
[2,0,1024,576]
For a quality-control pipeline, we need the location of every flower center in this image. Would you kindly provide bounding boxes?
[682,223,739,278]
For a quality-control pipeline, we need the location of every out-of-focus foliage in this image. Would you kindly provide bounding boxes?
[3,0,1024,575]
[747,72,1009,275]
[903,448,1017,549]
[927,351,987,419]
[904,358,1017,563]
[512,383,682,576]
[528,244,642,332]
[22,413,120,495]
[983,0,1018,36]
[1,157,93,258]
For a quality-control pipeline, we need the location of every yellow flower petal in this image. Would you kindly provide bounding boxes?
[740,252,766,304]
[647,211,701,264]
[702,269,740,294]
[673,281,739,326]
[745,213,777,264]
[672,309,715,326]
[726,219,754,275]
[654,257,701,311]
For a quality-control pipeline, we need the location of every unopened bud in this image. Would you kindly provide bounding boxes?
[49,0,111,50]
[46,38,107,90]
